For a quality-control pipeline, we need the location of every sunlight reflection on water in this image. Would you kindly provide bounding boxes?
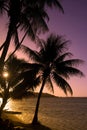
[4,98,36,123]
[3,97,87,130]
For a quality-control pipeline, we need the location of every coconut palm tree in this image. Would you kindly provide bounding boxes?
[22,34,84,124]
[0,54,40,117]
[0,0,64,69]
[0,0,64,114]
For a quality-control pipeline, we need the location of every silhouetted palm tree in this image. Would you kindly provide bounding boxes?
[0,0,64,69]
[0,55,40,116]
[0,0,64,115]
[22,34,84,124]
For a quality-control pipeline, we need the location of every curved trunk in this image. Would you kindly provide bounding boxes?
[0,26,12,117]
[0,24,13,64]
[0,0,20,64]
[5,30,28,63]
[0,88,9,117]
[32,78,46,125]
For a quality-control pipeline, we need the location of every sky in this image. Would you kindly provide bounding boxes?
[0,0,87,97]
[46,0,87,97]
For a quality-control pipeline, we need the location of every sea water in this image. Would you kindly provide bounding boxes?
[5,97,87,130]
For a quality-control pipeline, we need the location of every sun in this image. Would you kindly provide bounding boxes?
[2,71,9,78]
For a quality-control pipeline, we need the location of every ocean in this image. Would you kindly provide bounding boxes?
[5,97,87,130]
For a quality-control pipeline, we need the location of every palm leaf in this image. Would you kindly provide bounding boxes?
[62,66,84,77]
[17,62,42,71]
[37,0,64,13]
[55,52,73,62]
[30,6,49,34]
[55,65,84,79]
[19,13,35,40]
[52,72,73,95]
[12,28,20,47]
[11,83,33,99]
[0,0,8,14]
[20,5,49,39]
[46,76,54,93]
[58,59,84,67]
[19,45,40,62]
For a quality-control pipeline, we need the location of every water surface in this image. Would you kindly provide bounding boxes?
[5,97,87,130]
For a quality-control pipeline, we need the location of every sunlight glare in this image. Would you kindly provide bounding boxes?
[3,71,9,78]
[0,98,2,106]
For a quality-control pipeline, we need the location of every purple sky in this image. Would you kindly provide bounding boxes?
[47,0,87,97]
[0,0,87,97]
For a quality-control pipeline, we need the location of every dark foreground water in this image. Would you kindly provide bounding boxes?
[5,97,87,130]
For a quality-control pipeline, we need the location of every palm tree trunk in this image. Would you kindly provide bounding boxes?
[32,78,46,125]
[0,88,9,117]
[0,26,12,117]
[0,24,13,64]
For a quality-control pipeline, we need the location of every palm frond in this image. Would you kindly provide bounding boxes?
[24,5,49,34]
[6,55,26,70]
[56,65,84,78]
[39,35,60,63]
[0,0,8,14]
[10,90,34,99]
[58,59,84,67]
[46,76,54,93]
[52,72,73,95]
[20,5,49,39]
[19,13,35,39]
[11,67,40,88]
[56,41,69,55]
[37,0,64,13]
[31,6,49,34]
[38,34,70,63]
[55,52,73,63]
[19,45,40,62]
[52,0,64,13]
[12,28,20,47]
[54,62,84,79]
[10,83,34,100]
[17,62,42,71]
[8,75,23,89]
[62,66,85,77]
[11,69,40,97]
[45,34,69,55]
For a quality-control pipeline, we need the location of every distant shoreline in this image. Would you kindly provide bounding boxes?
[33,93,87,98]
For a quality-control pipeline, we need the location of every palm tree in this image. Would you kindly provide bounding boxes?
[0,0,64,70]
[22,34,84,124]
[0,0,64,114]
[0,55,40,117]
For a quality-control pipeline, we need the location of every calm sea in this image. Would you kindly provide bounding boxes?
[5,97,87,130]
